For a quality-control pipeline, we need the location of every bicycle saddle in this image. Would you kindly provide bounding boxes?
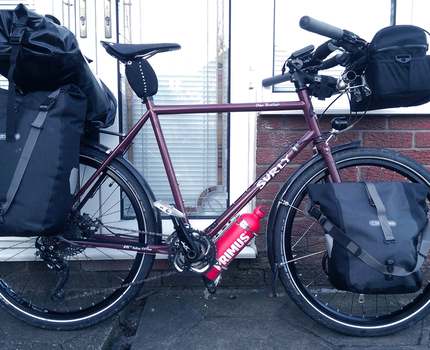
[101,41,180,62]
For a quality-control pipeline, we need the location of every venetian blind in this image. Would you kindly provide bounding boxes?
[120,0,229,216]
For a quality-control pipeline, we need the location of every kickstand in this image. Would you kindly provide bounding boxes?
[271,264,280,298]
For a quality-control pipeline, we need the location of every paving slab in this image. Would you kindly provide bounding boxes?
[0,307,116,350]
[131,288,428,350]
[0,296,147,350]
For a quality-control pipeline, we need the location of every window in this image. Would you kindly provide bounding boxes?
[119,0,229,217]
[396,0,430,27]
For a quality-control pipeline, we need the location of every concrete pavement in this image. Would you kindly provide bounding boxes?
[130,288,427,350]
[0,286,428,349]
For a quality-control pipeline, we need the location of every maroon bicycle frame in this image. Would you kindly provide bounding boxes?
[72,89,341,255]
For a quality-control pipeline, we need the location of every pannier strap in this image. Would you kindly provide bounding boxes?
[5,12,27,142]
[309,206,430,277]
[0,89,61,220]
[364,182,395,242]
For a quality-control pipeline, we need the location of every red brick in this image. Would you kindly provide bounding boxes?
[338,167,359,181]
[290,146,314,164]
[256,165,298,183]
[257,143,316,166]
[258,182,281,200]
[352,116,387,130]
[255,199,274,209]
[316,117,332,129]
[415,132,430,148]
[401,150,430,165]
[257,130,304,148]
[388,116,430,130]
[285,115,308,130]
[360,167,407,181]
[256,165,267,178]
[256,147,279,165]
[332,131,361,146]
[258,116,285,130]
[272,166,299,183]
[363,131,413,148]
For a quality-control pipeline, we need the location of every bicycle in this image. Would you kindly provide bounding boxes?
[1,16,430,336]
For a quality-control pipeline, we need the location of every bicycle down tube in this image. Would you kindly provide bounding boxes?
[72,89,341,254]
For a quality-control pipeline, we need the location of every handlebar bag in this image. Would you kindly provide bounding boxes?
[0,4,115,140]
[351,25,430,111]
[308,182,430,294]
[0,84,86,236]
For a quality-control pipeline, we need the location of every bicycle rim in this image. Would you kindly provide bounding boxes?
[0,152,155,328]
[278,151,430,331]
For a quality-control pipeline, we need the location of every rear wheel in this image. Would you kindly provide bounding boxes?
[272,147,430,336]
[0,146,160,330]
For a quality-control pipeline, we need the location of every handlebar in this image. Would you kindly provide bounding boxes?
[262,72,291,88]
[312,40,333,62]
[262,17,367,88]
[299,16,344,40]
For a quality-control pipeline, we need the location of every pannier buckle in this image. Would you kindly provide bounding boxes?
[350,244,361,257]
[40,98,57,111]
[307,205,322,221]
[385,259,395,280]
[395,54,412,64]
[9,33,23,45]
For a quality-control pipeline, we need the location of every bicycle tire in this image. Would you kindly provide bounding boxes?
[271,147,430,336]
[0,145,160,330]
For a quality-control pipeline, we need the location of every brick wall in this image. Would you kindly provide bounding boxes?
[148,114,430,289]
[256,114,430,255]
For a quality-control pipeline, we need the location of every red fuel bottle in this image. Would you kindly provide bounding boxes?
[205,207,265,282]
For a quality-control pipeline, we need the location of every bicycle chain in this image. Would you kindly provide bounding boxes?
[60,225,207,302]
[60,225,177,302]
[101,224,170,238]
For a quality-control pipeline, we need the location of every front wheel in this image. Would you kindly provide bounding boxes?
[271,147,430,336]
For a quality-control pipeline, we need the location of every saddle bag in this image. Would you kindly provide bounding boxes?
[351,25,430,111]
[308,182,430,294]
[0,85,86,236]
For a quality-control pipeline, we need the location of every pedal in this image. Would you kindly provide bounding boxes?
[154,201,185,218]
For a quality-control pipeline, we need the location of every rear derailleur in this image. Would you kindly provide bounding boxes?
[34,218,89,301]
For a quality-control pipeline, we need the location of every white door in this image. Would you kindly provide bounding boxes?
[0,0,257,259]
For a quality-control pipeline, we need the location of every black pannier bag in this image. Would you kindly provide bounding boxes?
[307,182,430,294]
[0,85,86,236]
[0,3,114,137]
[351,25,430,111]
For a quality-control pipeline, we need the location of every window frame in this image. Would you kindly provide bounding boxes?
[117,0,232,220]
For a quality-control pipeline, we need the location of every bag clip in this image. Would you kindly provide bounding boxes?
[395,54,412,64]
[40,97,57,112]
[307,204,322,221]
[9,35,22,45]
[385,259,395,280]
[9,26,25,45]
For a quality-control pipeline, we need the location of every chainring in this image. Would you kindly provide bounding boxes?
[168,231,216,274]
